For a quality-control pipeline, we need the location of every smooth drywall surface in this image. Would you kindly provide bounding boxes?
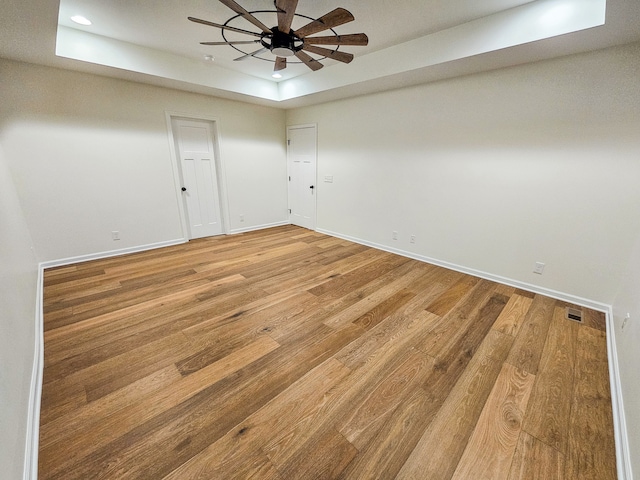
[287,42,640,305]
[614,229,640,478]
[0,141,38,479]
[0,59,287,262]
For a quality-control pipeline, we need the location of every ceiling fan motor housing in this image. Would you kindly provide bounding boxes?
[263,28,301,57]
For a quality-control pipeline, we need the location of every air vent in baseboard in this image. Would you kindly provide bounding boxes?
[566,307,583,323]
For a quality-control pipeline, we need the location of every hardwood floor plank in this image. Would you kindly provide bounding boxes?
[522,305,578,454]
[339,351,435,449]
[352,288,417,331]
[39,336,280,477]
[508,432,565,480]
[322,261,431,329]
[44,267,106,287]
[395,329,514,480]
[276,428,358,479]
[564,326,616,479]
[162,358,350,480]
[492,293,534,337]
[44,324,361,480]
[582,307,607,332]
[39,226,616,480]
[43,275,246,371]
[425,275,479,316]
[40,364,181,449]
[307,253,409,298]
[415,280,500,359]
[506,295,555,375]
[337,388,436,480]
[262,321,438,471]
[451,362,535,480]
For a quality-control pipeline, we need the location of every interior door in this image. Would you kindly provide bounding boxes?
[173,118,223,239]
[288,125,317,230]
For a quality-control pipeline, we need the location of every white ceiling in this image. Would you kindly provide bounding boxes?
[2,0,640,108]
[56,0,533,80]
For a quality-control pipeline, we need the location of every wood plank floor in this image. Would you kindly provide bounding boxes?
[39,225,617,479]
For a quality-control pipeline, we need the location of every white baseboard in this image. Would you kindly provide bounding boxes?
[318,227,631,479]
[23,265,44,480]
[228,220,290,235]
[317,228,610,312]
[40,238,187,269]
[605,307,633,480]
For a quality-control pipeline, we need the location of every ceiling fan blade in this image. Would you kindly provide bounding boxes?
[188,17,263,38]
[200,40,260,45]
[234,47,268,61]
[276,0,298,33]
[303,33,368,46]
[294,8,354,38]
[302,44,353,64]
[294,50,324,71]
[274,57,287,71]
[218,0,272,34]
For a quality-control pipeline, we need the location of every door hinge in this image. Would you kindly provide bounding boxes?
[287,139,291,145]
[289,209,292,214]
[288,176,291,181]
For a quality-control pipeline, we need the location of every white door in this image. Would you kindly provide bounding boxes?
[288,125,317,230]
[173,118,223,239]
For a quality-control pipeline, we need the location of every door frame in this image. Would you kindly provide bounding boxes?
[287,123,318,230]
[165,112,230,240]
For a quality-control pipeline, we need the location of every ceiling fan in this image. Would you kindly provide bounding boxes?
[188,0,368,73]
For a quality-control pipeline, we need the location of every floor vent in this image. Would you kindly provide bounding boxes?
[566,307,583,323]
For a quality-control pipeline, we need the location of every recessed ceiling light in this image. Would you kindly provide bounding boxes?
[203,55,215,62]
[70,15,92,26]
[272,73,282,79]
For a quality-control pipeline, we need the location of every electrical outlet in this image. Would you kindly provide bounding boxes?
[112,231,120,241]
[392,231,398,241]
[410,235,416,244]
[533,261,545,275]
[622,313,630,330]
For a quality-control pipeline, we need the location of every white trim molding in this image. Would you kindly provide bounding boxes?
[606,306,633,480]
[23,264,44,480]
[39,238,186,270]
[228,220,290,235]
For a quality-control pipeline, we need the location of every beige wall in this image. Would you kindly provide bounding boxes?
[287,42,640,305]
[0,59,288,263]
[0,141,39,479]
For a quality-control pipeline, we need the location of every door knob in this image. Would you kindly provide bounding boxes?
[309,185,314,189]
[181,187,187,192]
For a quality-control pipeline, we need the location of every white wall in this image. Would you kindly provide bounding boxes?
[0,141,39,479]
[0,59,287,263]
[287,42,640,306]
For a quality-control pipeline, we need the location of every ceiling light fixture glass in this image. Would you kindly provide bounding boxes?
[70,15,92,26]
[272,73,282,79]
